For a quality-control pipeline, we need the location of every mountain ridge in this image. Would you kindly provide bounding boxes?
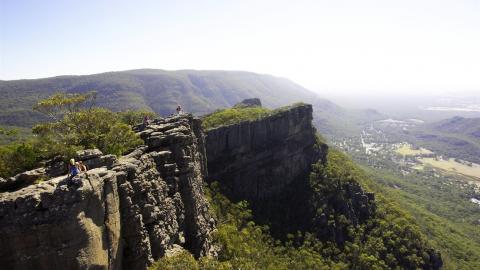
[1,68,382,144]
[407,116,480,163]
[0,69,320,126]
[430,116,480,138]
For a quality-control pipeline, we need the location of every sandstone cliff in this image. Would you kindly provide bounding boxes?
[0,115,215,270]
[206,104,324,200]
[205,103,328,233]
[0,101,442,269]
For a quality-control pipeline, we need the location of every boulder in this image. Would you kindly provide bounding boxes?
[0,168,46,192]
[75,149,103,161]
[82,154,117,170]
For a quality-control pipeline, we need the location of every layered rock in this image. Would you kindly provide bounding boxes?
[0,114,215,270]
[0,168,121,269]
[205,103,327,231]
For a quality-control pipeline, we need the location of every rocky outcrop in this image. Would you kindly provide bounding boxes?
[233,98,262,108]
[0,168,46,192]
[205,103,327,232]
[0,114,215,270]
[0,168,122,269]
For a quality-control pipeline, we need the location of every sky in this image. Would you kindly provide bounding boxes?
[1,0,479,97]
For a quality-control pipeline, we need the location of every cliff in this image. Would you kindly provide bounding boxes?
[203,102,442,269]
[205,103,328,232]
[0,115,215,270]
[0,101,443,270]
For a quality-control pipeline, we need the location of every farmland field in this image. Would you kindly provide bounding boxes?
[395,143,433,156]
[419,157,480,179]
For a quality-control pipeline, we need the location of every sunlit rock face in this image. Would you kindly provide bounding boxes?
[0,114,215,270]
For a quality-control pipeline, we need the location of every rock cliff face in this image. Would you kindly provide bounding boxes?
[206,104,324,202]
[205,103,327,232]
[0,115,215,270]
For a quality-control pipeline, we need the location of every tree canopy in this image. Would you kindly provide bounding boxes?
[0,92,155,178]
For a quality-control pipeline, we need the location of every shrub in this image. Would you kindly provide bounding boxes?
[0,142,39,177]
[149,251,198,270]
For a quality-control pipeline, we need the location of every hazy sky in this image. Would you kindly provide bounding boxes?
[1,0,479,96]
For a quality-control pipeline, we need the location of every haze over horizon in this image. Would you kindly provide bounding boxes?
[1,0,479,97]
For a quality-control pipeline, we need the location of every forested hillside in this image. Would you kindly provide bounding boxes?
[0,69,320,126]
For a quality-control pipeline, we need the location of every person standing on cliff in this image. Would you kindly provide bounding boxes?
[176,105,183,115]
[142,115,150,130]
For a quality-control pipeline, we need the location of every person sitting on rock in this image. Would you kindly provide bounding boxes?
[77,161,88,172]
[176,105,182,115]
[68,158,79,179]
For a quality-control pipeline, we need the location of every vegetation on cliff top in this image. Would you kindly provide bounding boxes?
[201,106,271,130]
[201,102,307,130]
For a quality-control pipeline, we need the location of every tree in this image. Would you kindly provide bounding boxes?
[0,142,39,178]
[33,91,97,121]
[118,110,157,126]
[0,92,147,178]
[0,127,18,137]
[32,92,142,157]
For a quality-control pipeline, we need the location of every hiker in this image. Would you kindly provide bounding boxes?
[68,158,79,179]
[176,105,182,115]
[142,115,150,130]
[78,161,88,172]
